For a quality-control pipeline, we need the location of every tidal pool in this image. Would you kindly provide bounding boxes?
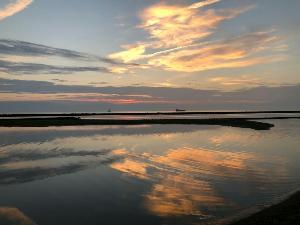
[0,119,299,225]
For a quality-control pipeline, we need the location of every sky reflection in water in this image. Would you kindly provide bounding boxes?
[0,120,300,225]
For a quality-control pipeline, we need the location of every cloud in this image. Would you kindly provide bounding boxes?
[110,0,239,63]
[188,0,221,9]
[0,59,111,75]
[0,78,300,111]
[0,0,33,21]
[209,76,265,87]
[0,78,166,104]
[0,92,166,105]
[148,31,286,72]
[0,39,140,75]
[109,44,146,63]
[138,0,251,49]
[0,39,121,65]
[109,1,286,73]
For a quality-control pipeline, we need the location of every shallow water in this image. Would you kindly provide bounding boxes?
[0,119,299,225]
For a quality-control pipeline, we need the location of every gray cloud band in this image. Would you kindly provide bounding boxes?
[0,39,138,74]
[0,60,111,75]
[0,39,117,63]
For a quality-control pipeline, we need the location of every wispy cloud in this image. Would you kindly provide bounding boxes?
[109,1,286,73]
[0,39,137,75]
[209,76,264,86]
[188,0,220,9]
[1,78,299,111]
[110,0,236,62]
[0,59,111,75]
[0,39,120,65]
[148,31,286,72]
[0,78,165,104]
[138,0,250,48]
[0,0,33,21]
[109,44,146,63]
[0,92,165,105]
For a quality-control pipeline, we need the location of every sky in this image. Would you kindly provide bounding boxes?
[0,0,299,112]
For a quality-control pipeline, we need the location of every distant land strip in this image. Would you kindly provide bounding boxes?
[0,117,286,130]
[0,111,300,117]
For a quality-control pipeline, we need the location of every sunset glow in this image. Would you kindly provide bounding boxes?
[0,0,299,111]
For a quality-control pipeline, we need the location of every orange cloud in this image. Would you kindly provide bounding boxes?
[0,0,33,21]
[188,0,221,9]
[148,31,286,72]
[139,1,250,49]
[0,92,168,105]
[109,44,147,63]
[110,1,254,61]
[208,75,269,89]
[109,1,286,74]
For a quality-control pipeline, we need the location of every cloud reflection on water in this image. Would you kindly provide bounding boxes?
[0,122,298,223]
[111,146,288,218]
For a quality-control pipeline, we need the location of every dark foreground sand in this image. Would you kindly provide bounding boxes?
[228,191,300,225]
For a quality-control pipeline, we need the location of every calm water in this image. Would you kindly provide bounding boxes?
[0,119,300,225]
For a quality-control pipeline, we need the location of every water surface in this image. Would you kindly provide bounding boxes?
[0,119,299,225]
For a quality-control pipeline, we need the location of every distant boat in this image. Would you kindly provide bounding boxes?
[107,109,112,112]
[176,109,186,112]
